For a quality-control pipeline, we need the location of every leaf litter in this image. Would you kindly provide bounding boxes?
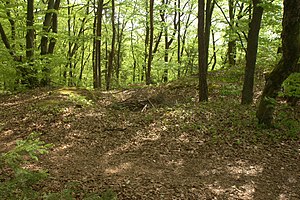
[0,75,299,199]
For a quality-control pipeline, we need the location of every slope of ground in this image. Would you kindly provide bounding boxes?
[0,69,299,199]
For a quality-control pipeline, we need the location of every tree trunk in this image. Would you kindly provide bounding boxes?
[146,0,154,85]
[25,0,38,88]
[177,0,181,78]
[205,0,214,69]
[130,20,137,83]
[0,23,16,59]
[48,0,60,54]
[142,0,150,82]
[198,0,208,101]
[241,0,264,104]
[256,0,300,126]
[41,0,55,56]
[94,0,104,89]
[40,0,61,86]
[116,10,126,86]
[162,0,169,83]
[227,0,236,67]
[106,0,116,90]
[210,30,217,70]
[67,0,73,86]
[5,1,16,47]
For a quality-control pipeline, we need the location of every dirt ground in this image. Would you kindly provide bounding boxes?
[0,85,299,200]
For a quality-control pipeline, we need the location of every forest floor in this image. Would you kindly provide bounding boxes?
[0,67,300,199]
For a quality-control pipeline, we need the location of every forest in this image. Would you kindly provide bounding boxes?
[0,0,299,199]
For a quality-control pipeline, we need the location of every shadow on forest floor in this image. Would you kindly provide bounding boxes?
[0,71,299,199]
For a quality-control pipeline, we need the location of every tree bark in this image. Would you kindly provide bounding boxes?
[130,20,137,83]
[241,0,264,104]
[25,0,38,88]
[94,0,104,89]
[227,0,236,67]
[198,0,213,101]
[142,0,150,82]
[205,0,214,68]
[106,0,116,90]
[0,23,15,58]
[40,0,61,86]
[41,0,55,56]
[48,0,61,54]
[177,0,181,78]
[146,0,154,85]
[256,0,300,126]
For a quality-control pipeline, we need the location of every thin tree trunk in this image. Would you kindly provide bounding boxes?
[67,0,73,86]
[198,0,209,101]
[106,0,116,90]
[241,0,264,104]
[116,10,126,86]
[94,0,104,89]
[5,1,16,47]
[40,0,61,86]
[48,0,61,54]
[92,15,97,88]
[180,3,194,61]
[162,0,169,83]
[205,0,214,68]
[210,30,217,70]
[25,0,38,88]
[146,0,154,85]
[227,0,236,67]
[143,0,150,82]
[130,20,137,83]
[177,0,181,78]
[41,0,55,56]
[0,22,17,59]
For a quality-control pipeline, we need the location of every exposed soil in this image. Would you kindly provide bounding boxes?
[0,76,299,199]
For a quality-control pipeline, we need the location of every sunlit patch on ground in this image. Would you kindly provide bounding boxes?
[105,162,132,174]
[226,160,264,177]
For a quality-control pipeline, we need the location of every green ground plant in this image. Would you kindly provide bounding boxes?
[0,132,51,200]
[0,133,117,200]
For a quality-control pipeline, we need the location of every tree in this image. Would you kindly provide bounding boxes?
[146,0,154,85]
[241,0,264,104]
[198,0,207,101]
[227,0,236,67]
[106,0,116,90]
[198,0,214,102]
[94,0,104,89]
[25,0,38,88]
[177,0,181,78]
[40,0,61,86]
[256,0,300,125]
[0,0,285,90]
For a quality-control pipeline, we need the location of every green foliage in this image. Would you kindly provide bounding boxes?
[276,109,300,139]
[44,188,74,200]
[0,132,52,200]
[68,93,94,106]
[220,84,241,96]
[84,189,117,200]
[44,185,117,200]
[264,96,277,108]
[0,132,117,200]
[282,73,300,98]
[33,100,63,115]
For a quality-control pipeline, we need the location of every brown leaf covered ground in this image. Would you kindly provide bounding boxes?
[0,69,299,199]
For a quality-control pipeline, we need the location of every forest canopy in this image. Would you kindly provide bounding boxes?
[0,0,283,89]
